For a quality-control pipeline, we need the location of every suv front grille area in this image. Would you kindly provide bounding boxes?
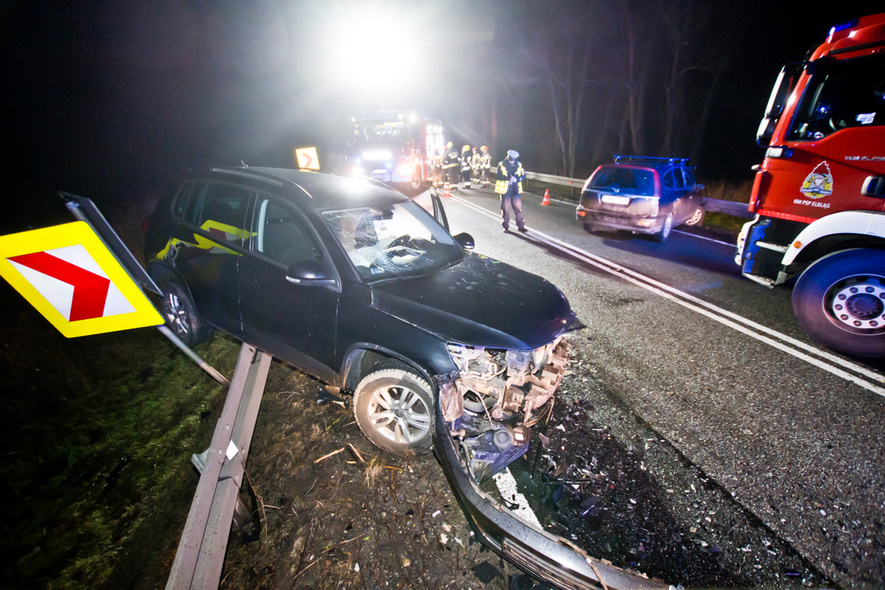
[442,337,570,481]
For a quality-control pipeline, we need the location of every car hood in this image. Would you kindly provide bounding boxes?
[371,252,574,350]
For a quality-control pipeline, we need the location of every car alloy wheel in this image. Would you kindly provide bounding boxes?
[161,281,212,346]
[353,367,434,454]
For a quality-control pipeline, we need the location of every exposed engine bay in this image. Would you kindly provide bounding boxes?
[439,336,570,480]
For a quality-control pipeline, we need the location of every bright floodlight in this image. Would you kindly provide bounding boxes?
[324,5,427,105]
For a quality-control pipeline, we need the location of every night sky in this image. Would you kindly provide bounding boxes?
[4,1,884,233]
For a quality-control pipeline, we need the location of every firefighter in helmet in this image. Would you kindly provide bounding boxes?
[470,146,482,187]
[441,141,460,189]
[460,144,472,189]
[480,146,491,188]
[431,148,443,188]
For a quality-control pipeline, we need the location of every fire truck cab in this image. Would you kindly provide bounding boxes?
[345,110,445,195]
[736,12,885,357]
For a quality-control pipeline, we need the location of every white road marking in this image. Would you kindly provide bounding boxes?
[452,195,885,398]
[672,229,734,246]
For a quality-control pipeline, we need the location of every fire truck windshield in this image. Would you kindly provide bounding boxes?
[788,54,885,141]
[353,121,415,146]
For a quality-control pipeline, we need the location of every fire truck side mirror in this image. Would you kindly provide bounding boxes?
[861,176,885,198]
[756,117,777,147]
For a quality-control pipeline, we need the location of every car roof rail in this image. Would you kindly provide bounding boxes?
[209,166,287,188]
[613,155,690,167]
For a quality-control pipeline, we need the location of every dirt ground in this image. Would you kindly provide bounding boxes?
[219,330,828,589]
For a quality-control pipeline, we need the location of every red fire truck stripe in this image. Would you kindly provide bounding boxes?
[9,251,111,321]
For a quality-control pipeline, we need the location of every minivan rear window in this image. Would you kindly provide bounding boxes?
[589,167,655,196]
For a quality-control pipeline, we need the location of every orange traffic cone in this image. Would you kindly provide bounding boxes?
[541,189,550,206]
[443,182,451,197]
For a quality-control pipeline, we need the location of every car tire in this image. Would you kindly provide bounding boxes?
[161,281,213,346]
[684,205,705,227]
[792,249,885,358]
[582,222,597,234]
[353,367,434,454]
[652,213,673,242]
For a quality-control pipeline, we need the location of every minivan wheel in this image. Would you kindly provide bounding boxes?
[652,213,673,242]
[353,368,434,454]
[684,205,705,227]
[161,281,212,346]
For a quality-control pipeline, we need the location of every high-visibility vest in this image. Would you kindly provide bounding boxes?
[494,159,525,194]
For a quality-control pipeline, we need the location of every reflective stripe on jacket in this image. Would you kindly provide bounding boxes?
[494,158,525,194]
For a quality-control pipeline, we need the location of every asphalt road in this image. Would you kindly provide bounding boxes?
[421,186,885,587]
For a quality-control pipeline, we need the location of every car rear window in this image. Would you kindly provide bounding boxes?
[589,167,655,196]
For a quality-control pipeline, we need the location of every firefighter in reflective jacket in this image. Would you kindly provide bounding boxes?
[441,142,460,188]
[459,145,472,189]
[431,149,443,188]
[480,146,491,188]
[495,149,526,232]
[470,147,482,186]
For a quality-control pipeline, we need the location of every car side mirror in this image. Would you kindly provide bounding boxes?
[285,260,336,287]
[453,232,475,250]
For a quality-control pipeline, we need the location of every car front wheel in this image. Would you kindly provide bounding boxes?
[161,281,212,346]
[353,367,434,454]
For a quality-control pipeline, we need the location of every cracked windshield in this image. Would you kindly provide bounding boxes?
[322,202,461,280]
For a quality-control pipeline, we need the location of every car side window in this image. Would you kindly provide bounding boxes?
[252,197,323,267]
[183,182,252,246]
[663,169,685,191]
[682,168,696,189]
[172,181,194,219]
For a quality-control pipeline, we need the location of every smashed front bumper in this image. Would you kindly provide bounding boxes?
[433,403,671,590]
[432,336,671,590]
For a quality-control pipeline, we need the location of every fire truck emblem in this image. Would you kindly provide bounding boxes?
[799,161,833,198]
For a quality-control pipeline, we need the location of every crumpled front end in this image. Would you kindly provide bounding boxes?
[439,336,570,481]
[432,335,672,589]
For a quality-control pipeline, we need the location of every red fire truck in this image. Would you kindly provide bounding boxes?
[736,12,885,357]
[345,110,445,194]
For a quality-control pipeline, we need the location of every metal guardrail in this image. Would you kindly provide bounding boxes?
[167,343,272,589]
[524,171,755,219]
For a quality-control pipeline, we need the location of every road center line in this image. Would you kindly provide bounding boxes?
[451,195,885,397]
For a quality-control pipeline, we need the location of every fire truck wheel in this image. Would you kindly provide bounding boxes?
[353,366,434,454]
[410,169,423,192]
[792,248,885,358]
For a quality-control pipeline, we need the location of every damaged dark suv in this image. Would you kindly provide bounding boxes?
[144,166,668,589]
[144,166,572,461]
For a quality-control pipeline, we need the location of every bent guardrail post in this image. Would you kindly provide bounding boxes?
[166,343,272,590]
